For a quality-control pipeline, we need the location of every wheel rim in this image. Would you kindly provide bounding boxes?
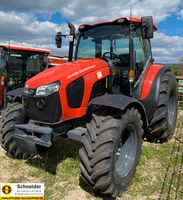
[115,125,138,178]
[168,91,176,126]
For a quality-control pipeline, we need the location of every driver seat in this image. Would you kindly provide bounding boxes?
[116,54,130,95]
[118,54,130,69]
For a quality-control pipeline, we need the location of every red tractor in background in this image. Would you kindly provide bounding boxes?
[0,45,50,107]
[0,45,66,108]
[48,54,67,68]
[0,16,177,198]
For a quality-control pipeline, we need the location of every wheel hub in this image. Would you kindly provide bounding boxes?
[168,91,176,126]
[115,125,138,178]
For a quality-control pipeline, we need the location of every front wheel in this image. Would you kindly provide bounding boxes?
[0,103,36,159]
[79,108,143,198]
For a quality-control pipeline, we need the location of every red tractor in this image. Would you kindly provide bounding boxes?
[0,45,50,108]
[0,45,66,108]
[48,54,67,68]
[0,16,177,198]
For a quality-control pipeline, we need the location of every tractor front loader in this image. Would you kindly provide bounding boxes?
[0,16,177,198]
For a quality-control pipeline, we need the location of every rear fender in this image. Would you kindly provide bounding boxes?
[90,94,148,131]
[140,66,169,121]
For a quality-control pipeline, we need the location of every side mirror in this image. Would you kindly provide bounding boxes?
[141,16,154,39]
[55,32,62,48]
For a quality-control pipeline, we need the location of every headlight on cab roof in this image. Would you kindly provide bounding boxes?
[35,82,60,97]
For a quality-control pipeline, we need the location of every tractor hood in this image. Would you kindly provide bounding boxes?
[26,58,108,89]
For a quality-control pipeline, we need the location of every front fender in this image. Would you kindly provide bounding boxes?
[6,87,24,102]
[90,94,148,130]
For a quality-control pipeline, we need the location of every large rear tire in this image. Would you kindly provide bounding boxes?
[0,103,36,159]
[79,108,143,198]
[149,71,177,142]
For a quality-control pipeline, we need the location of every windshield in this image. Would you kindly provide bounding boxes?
[76,25,130,59]
[7,50,46,89]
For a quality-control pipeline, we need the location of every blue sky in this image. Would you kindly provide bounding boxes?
[0,0,182,63]
[158,14,183,36]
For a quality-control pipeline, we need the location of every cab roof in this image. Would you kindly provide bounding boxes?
[0,44,50,54]
[79,17,157,31]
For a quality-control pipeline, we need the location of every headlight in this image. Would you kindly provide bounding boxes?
[35,82,60,97]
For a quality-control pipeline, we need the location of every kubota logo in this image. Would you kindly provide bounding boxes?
[2,185,12,195]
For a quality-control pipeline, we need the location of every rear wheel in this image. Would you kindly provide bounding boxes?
[149,71,177,142]
[79,108,143,198]
[0,103,36,159]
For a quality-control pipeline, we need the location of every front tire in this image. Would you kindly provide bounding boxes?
[79,108,143,198]
[0,103,36,159]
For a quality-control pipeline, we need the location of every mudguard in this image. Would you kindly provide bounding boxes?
[7,87,24,97]
[140,66,170,121]
[90,94,148,129]
[6,87,24,103]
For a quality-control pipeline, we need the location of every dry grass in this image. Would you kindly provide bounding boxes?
[0,112,183,200]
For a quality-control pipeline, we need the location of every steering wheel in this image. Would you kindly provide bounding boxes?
[103,52,118,59]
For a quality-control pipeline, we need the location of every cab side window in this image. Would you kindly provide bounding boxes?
[134,38,152,74]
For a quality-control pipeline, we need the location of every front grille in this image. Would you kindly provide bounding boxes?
[23,92,62,124]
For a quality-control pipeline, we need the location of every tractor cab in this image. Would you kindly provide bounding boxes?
[56,16,156,96]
